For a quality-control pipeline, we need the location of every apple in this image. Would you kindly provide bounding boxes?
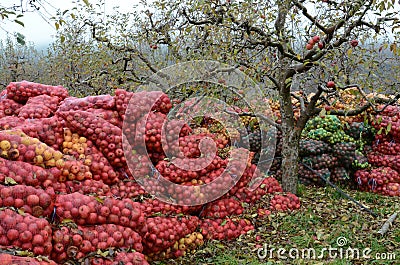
[350,39,359,47]
[326,81,335,88]
[312,36,320,43]
[306,43,314,50]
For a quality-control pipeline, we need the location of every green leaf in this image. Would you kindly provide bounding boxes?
[347,48,353,57]
[60,35,65,43]
[221,219,227,226]
[5,177,17,185]
[94,197,104,204]
[82,0,90,6]
[16,33,25,45]
[18,208,25,216]
[14,19,24,27]
[61,219,75,224]
[55,22,59,30]
[319,108,326,117]
[386,122,392,134]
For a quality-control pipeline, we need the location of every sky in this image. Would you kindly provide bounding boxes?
[0,0,138,49]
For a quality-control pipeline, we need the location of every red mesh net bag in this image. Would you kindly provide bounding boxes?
[51,224,143,263]
[0,209,53,256]
[0,98,22,118]
[0,116,25,130]
[52,179,111,196]
[146,231,204,261]
[16,95,61,119]
[0,158,58,188]
[88,108,122,128]
[55,193,147,234]
[57,110,125,168]
[142,215,199,254]
[200,217,254,241]
[115,89,171,121]
[0,129,64,168]
[0,184,56,217]
[140,198,201,216]
[6,81,68,103]
[13,116,66,150]
[0,253,57,265]
[199,197,244,219]
[58,94,115,111]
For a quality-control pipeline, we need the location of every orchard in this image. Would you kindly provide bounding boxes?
[0,0,399,263]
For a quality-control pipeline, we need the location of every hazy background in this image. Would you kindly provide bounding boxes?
[0,0,138,50]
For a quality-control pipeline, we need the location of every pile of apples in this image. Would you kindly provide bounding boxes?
[354,105,400,196]
[0,184,55,217]
[269,193,301,211]
[55,193,146,234]
[0,81,302,263]
[0,253,58,265]
[0,209,53,256]
[51,224,143,263]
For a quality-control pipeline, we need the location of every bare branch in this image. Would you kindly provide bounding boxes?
[291,92,306,112]
[86,20,159,74]
[224,108,282,131]
[293,0,329,34]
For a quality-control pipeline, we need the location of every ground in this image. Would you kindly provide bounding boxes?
[155,185,400,265]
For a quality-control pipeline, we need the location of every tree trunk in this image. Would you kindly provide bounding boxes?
[280,128,300,194]
[278,79,301,194]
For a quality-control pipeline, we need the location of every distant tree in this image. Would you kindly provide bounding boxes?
[0,37,49,88]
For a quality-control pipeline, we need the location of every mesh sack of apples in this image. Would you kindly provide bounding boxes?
[0,253,57,265]
[142,216,199,256]
[140,198,201,216]
[57,110,125,168]
[0,209,52,256]
[298,115,361,186]
[58,95,115,111]
[0,98,22,118]
[55,192,146,234]
[354,167,400,196]
[51,224,143,263]
[14,116,66,151]
[83,251,149,265]
[354,105,400,196]
[0,129,64,168]
[6,81,69,103]
[0,157,58,187]
[16,95,62,119]
[114,89,171,122]
[199,217,254,241]
[0,184,55,217]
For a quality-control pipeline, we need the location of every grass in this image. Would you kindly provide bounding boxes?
[154,185,400,265]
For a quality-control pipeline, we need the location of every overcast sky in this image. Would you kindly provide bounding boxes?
[0,0,138,48]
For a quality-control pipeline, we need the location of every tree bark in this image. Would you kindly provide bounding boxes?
[280,124,301,194]
[279,79,301,194]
